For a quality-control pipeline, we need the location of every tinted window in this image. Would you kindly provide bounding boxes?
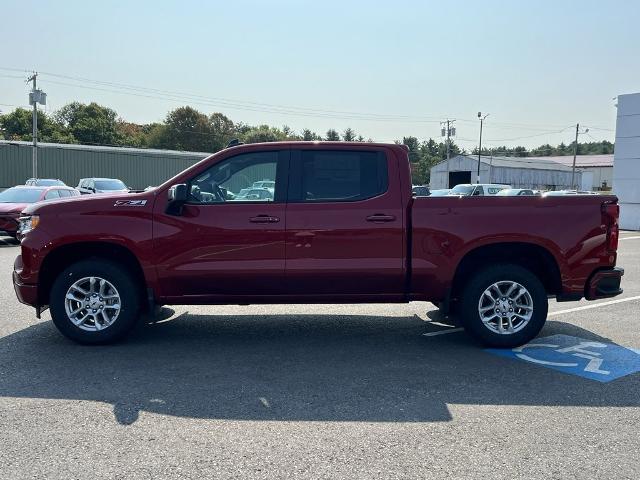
[0,188,43,203]
[297,150,387,202]
[188,151,279,204]
[58,189,71,198]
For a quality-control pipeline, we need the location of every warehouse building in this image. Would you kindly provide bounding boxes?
[534,154,613,191]
[430,154,582,191]
[0,140,210,190]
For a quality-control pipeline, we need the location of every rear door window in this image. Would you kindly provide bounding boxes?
[290,150,388,202]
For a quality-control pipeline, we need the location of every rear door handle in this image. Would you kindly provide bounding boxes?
[250,215,280,223]
[365,214,396,223]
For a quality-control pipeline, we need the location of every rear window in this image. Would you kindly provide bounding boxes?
[297,150,388,202]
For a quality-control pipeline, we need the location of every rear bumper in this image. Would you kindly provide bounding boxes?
[585,267,624,300]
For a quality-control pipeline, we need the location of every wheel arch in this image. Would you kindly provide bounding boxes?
[451,242,562,300]
[38,241,148,309]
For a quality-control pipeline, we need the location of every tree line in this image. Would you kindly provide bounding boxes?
[0,102,614,184]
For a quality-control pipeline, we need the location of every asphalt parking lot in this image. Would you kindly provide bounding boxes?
[0,233,638,479]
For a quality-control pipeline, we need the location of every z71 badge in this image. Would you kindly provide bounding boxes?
[114,200,147,207]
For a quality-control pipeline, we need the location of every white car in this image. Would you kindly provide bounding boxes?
[496,188,539,196]
[448,183,510,196]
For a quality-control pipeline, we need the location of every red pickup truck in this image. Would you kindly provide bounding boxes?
[13,141,623,347]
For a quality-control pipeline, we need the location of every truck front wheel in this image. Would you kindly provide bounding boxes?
[49,259,141,344]
[459,264,548,348]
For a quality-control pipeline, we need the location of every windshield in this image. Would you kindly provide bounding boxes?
[449,185,475,195]
[36,179,65,186]
[95,180,127,190]
[0,188,43,203]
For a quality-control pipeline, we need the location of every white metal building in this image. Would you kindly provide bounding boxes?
[430,155,581,191]
[537,154,613,191]
[613,92,640,230]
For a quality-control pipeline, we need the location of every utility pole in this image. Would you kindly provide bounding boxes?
[570,123,589,190]
[477,112,489,183]
[441,119,456,187]
[27,72,46,179]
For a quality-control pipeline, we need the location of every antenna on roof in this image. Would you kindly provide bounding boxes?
[226,139,244,148]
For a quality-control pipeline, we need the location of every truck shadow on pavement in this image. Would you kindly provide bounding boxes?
[0,311,638,425]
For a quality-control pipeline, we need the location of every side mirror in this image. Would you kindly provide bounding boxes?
[167,184,188,215]
[168,184,188,203]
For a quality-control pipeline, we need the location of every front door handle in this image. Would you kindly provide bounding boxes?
[366,214,396,223]
[250,215,280,223]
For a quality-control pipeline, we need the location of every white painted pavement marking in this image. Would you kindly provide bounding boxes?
[423,328,464,337]
[620,236,640,240]
[548,295,640,317]
[423,295,640,337]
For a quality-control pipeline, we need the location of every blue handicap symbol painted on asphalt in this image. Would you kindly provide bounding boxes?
[486,334,640,382]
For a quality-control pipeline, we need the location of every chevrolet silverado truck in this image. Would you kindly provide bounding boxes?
[13,141,623,347]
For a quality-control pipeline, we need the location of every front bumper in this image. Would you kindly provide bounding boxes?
[13,270,38,307]
[585,267,624,300]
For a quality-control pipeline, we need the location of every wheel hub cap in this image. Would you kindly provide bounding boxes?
[64,276,121,332]
[477,280,534,335]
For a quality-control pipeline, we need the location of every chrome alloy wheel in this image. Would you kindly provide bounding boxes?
[477,280,534,335]
[64,277,121,331]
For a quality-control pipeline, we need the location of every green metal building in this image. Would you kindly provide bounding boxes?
[0,140,210,190]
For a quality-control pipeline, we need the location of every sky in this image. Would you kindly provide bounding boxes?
[1,0,639,150]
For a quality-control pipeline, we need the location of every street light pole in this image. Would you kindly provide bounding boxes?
[477,112,489,183]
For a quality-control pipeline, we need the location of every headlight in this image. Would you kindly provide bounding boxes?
[17,215,40,235]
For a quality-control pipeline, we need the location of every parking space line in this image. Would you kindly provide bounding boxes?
[423,328,464,337]
[620,236,640,241]
[549,295,640,317]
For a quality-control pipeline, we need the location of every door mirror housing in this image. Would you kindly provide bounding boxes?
[167,184,188,215]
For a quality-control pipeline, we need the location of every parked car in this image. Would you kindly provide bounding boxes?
[412,185,430,197]
[77,178,129,195]
[496,188,539,196]
[543,190,598,196]
[428,189,451,197]
[234,187,274,201]
[0,185,79,237]
[14,142,622,348]
[448,183,510,196]
[25,178,66,187]
[252,180,275,193]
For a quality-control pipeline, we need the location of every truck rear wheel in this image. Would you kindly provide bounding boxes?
[50,259,141,344]
[459,264,548,348]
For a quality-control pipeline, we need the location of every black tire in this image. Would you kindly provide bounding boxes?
[459,264,548,348]
[50,259,141,344]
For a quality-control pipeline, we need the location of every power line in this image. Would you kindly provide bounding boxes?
[0,66,612,133]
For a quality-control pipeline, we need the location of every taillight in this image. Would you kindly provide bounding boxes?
[602,202,619,252]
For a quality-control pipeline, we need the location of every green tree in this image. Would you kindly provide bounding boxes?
[0,107,75,143]
[148,106,216,151]
[209,112,237,150]
[302,128,321,141]
[342,128,357,141]
[402,136,421,163]
[54,102,122,146]
[241,125,288,143]
[325,129,340,141]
